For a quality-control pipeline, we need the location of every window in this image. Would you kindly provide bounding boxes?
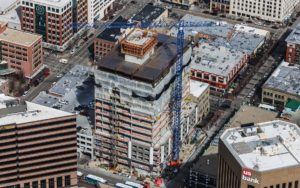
[24,183,30,188]
[49,178,55,188]
[196,72,202,78]
[295,181,299,188]
[211,76,217,82]
[57,177,63,187]
[247,185,255,188]
[32,182,38,188]
[65,175,71,186]
[41,180,46,188]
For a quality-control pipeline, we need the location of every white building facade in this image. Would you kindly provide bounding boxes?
[229,0,300,22]
[87,0,114,23]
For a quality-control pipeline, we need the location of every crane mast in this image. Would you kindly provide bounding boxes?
[172,23,184,161]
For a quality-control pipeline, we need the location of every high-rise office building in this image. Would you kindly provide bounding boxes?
[218,120,300,188]
[94,29,202,173]
[0,94,77,188]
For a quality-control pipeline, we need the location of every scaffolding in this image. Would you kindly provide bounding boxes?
[110,87,121,168]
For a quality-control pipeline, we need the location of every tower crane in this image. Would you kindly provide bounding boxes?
[85,19,214,166]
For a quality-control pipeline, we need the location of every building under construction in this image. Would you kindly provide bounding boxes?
[94,29,201,173]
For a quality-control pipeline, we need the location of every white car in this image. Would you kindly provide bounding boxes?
[59,59,68,64]
[22,91,28,96]
[70,49,76,55]
[77,171,83,177]
[56,74,63,78]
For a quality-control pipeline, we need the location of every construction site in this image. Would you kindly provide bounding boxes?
[93,28,207,175]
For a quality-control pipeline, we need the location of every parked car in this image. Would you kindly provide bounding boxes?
[56,74,63,78]
[59,59,68,64]
[22,91,29,97]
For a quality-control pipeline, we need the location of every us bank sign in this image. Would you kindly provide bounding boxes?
[242,169,259,184]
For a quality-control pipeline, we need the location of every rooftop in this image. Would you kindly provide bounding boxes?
[221,120,300,171]
[190,80,209,98]
[0,94,72,126]
[209,31,265,54]
[226,32,265,54]
[33,65,94,113]
[234,24,270,37]
[0,6,21,29]
[0,27,41,47]
[25,0,72,8]
[169,14,266,55]
[97,33,189,85]
[97,16,127,42]
[169,14,233,39]
[286,24,300,44]
[263,61,300,97]
[124,29,156,46]
[0,0,18,13]
[48,65,91,97]
[228,105,278,128]
[32,91,60,108]
[191,43,245,77]
[132,4,166,23]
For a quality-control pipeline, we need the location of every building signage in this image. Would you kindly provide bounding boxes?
[242,169,259,184]
[35,4,47,41]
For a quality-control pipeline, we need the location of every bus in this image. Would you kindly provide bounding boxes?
[125,181,144,188]
[85,174,107,185]
[115,183,133,188]
[258,103,276,112]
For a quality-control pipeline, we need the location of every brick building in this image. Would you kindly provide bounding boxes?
[210,0,230,13]
[286,24,300,64]
[94,16,126,60]
[190,43,248,93]
[20,0,88,51]
[94,4,167,60]
[0,21,43,78]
